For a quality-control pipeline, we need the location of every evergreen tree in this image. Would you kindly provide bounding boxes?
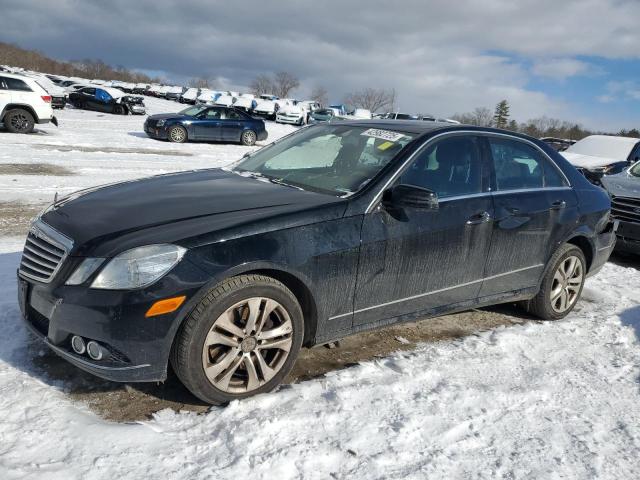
[493,100,510,129]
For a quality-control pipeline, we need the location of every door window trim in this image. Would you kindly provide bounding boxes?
[366,130,572,213]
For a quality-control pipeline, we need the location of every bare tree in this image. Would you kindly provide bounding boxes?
[343,87,396,113]
[309,86,328,106]
[450,107,493,126]
[249,74,275,96]
[189,77,215,89]
[273,71,300,98]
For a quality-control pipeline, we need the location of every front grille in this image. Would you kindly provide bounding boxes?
[611,195,640,224]
[19,222,72,283]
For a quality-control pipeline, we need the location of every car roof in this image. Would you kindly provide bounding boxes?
[0,72,36,82]
[329,119,459,135]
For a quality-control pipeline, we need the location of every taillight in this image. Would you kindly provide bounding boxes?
[41,95,52,103]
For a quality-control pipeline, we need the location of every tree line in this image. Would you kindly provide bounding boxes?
[451,100,640,140]
[0,41,160,84]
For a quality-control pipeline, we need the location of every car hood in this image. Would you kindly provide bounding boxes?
[601,171,640,198]
[147,113,188,121]
[561,152,622,169]
[42,169,343,256]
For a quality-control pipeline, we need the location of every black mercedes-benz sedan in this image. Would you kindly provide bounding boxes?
[144,105,268,146]
[18,121,616,405]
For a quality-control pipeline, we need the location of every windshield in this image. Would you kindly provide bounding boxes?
[630,162,640,177]
[232,125,416,196]
[566,136,637,161]
[179,105,208,116]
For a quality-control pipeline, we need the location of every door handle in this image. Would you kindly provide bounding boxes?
[551,200,566,210]
[466,211,491,225]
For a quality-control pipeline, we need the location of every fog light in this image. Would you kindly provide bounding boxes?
[71,335,86,355]
[86,341,105,361]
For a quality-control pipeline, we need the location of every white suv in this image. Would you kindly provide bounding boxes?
[0,73,57,134]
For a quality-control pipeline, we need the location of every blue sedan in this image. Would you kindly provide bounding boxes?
[144,105,268,145]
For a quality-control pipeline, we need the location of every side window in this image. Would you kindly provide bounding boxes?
[0,76,7,90]
[400,135,483,198]
[488,137,566,190]
[205,108,222,119]
[83,88,97,96]
[224,109,241,120]
[4,77,32,92]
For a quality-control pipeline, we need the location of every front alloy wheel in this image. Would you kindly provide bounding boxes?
[202,297,293,393]
[168,125,187,143]
[171,274,303,404]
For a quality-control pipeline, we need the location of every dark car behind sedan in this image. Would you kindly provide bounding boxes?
[602,161,640,254]
[69,86,146,115]
[144,105,267,145]
[18,121,615,406]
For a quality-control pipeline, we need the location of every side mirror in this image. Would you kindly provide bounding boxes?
[382,184,439,210]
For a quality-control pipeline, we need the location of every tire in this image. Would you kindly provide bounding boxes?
[113,105,125,115]
[168,125,187,143]
[241,130,257,146]
[4,109,35,134]
[524,243,586,320]
[171,274,304,405]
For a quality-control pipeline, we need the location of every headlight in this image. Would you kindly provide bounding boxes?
[66,258,105,285]
[90,244,186,290]
[157,119,165,127]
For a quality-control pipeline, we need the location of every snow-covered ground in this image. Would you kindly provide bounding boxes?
[1,99,640,478]
[0,97,296,205]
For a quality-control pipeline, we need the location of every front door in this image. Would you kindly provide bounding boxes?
[479,135,578,298]
[353,134,494,327]
[193,107,223,140]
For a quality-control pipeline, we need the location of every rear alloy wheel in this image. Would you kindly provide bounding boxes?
[524,244,586,320]
[171,274,303,404]
[168,125,187,143]
[241,130,257,146]
[4,109,35,134]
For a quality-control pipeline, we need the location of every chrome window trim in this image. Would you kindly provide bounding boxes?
[328,263,544,320]
[365,130,572,214]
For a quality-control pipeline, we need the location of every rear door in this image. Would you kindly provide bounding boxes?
[220,108,243,141]
[192,107,223,140]
[479,135,577,298]
[353,134,494,327]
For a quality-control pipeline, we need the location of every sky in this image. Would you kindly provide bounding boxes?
[1,0,639,131]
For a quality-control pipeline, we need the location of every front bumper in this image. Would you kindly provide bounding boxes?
[144,122,169,140]
[614,220,640,254]
[276,115,303,125]
[18,257,211,383]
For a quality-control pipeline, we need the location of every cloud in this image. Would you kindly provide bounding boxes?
[599,81,640,102]
[531,58,594,80]
[1,0,639,128]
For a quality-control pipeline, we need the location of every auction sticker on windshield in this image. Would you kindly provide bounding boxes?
[361,128,406,142]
